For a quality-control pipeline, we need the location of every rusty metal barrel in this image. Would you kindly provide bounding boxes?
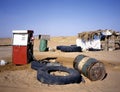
[73,55,106,81]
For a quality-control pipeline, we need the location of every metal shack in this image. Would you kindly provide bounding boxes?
[12,30,34,65]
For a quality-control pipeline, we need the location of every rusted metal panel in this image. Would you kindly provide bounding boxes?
[39,35,50,40]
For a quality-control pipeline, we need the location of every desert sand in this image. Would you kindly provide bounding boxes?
[0,36,120,92]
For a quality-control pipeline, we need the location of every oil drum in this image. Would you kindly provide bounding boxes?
[39,39,48,52]
[73,55,106,81]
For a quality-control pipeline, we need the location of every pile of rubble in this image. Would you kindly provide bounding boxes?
[78,29,120,51]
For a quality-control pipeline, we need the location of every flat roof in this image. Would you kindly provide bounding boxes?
[12,30,33,33]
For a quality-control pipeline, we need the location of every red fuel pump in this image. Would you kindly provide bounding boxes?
[12,30,34,65]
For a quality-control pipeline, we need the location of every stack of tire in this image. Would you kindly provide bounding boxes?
[31,60,82,85]
[56,45,82,52]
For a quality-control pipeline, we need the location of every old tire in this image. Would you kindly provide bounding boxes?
[37,66,82,85]
[56,45,64,50]
[31,60,49,70]
[58,46,82,52]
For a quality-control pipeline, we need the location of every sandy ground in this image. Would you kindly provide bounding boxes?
[0,36,120,92]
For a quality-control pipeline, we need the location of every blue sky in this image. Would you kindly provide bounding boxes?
[0,0,120,38]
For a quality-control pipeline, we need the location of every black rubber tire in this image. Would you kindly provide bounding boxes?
[56,45,64,50]
[60,46,82,52]
[37,66,82,85]
[31,60,49,70]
